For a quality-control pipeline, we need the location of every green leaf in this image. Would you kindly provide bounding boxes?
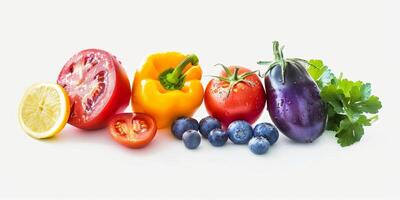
[309,59,382,147]
[320,84,345,114]
[307,59,334,88]
[336,118,364,147]
[349,84,363,103]
[336,115,371,147]
[307,59,325,80]
[326,112,346,131]
[360,83,372,101]
[357,95,382,114]
[337,79,363,97]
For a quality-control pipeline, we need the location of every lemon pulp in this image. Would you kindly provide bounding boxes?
[19,83,70,139]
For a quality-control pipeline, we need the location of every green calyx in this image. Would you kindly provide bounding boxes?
[159,54,199,90]
[211,64,257,96]
[257,41,308,83]
[257,41,287,82]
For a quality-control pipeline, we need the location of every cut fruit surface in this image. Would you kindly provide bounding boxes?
[19,83,70,139]
[57,49,131,130]
[108,113,157,148]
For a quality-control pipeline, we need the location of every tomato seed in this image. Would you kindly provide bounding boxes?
[114,121,127,136]
[95,71,106,82]
[84,54,94,65]
[69,66,74,74]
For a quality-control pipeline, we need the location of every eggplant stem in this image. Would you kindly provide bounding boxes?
[257,61,272,65]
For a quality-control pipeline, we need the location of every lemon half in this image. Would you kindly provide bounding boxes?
[19,83,70,139]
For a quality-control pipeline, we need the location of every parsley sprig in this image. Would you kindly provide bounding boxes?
[307,60,382,147]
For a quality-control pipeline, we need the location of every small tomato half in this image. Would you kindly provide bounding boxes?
[108,113,157,148]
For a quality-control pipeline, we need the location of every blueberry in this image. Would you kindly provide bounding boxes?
[253,122,279,145]
[227,120,253,144]
[199,116,222,138]
[248,136,270,155]
[171,117,199,139]
[208,128,228,147]
[182,130,201,149]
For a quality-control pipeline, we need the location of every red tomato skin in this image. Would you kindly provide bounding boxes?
[204,66,266,129]
[57,49,131,130]
[108,113,157,149]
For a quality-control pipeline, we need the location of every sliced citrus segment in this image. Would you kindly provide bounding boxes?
[19,83,70,139]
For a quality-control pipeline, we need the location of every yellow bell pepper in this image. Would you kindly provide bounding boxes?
[132,52,204,129]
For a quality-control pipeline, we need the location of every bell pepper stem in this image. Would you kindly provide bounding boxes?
[166,54,199,84]
[159,54,199,90]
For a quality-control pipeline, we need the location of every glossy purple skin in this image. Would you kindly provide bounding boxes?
[264,62,327,143]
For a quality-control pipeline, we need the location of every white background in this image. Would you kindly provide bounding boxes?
[0,0,398,199]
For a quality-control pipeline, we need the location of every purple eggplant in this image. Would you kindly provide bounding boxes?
[258,41,327,143]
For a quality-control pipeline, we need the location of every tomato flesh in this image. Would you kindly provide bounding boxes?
[204,66,266,128]
[108,113,157,148]
[57,49,131,130]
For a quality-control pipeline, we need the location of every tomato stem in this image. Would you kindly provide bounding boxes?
[232,68,240,81]
[213,64,257,97]
[215,64,232,76]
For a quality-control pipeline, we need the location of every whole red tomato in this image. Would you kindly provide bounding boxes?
[57,49,131,130]
[204,65,266,128]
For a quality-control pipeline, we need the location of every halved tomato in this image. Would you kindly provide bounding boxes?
[108,113,157,148]
[57,49,131,130]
